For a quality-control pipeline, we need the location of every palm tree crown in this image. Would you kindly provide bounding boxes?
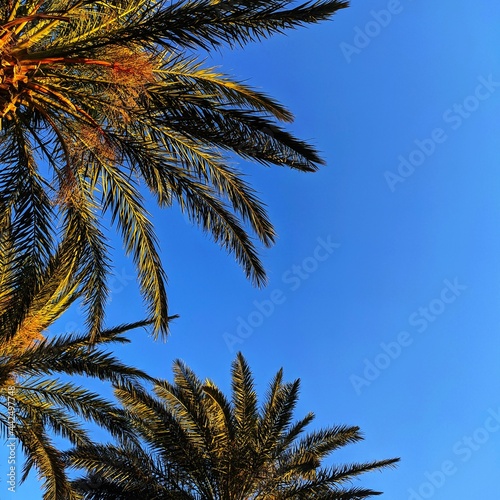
[0,0,349,339]
[69,353,398,499]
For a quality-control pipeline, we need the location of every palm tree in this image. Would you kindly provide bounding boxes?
[0,0,349,339]
[68,353,398,499]
[0,227,159,499]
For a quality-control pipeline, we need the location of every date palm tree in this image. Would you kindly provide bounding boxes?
[68,353,398,499]
[0,0,349,339]
[0,227,157,499]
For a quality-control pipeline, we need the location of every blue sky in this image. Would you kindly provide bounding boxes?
[7,0,500,497]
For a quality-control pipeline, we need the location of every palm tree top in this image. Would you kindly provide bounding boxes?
[0,0,349,340]
[69,352,399,499]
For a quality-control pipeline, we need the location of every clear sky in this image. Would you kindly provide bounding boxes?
[8,0,500,498]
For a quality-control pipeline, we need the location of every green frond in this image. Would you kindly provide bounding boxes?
[99,163,169,338]
[280,458,400,498]
[15,423,78,500]
[154,364,213,452]
[256,368,300,459]
[277,411,316,454]
[231,351,258,445]
[67,443,172,499]
[0,121,56,338]
[14,390,92,448]
[58,170,111,341]
[16,377,136,443]
[75,0,350,52]
[324,457,401,486]
[203,380,235,443]
[156,54,294,122]
[123,141,269,285]
[7,336,153,387]
[0,313,156,497]
[295,425,363,459]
